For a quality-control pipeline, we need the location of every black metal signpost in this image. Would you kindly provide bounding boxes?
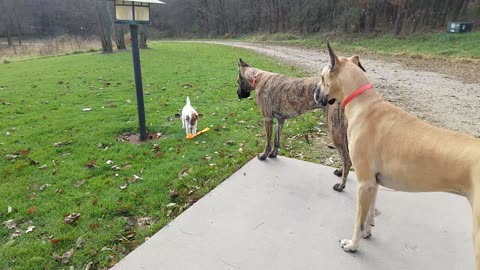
[112,0,165,141]
[129,24,147,141]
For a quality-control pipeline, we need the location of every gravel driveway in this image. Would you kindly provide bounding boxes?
[207,41,480,137]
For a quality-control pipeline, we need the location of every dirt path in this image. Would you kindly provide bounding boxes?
[207,41,480,137]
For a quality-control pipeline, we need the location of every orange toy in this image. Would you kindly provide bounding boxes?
[186,127,210,140]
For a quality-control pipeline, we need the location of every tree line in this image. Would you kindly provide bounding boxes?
[158,0,478,36]
[1,0,478,51]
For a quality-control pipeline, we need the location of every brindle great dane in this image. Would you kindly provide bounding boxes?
[237,58,352,191]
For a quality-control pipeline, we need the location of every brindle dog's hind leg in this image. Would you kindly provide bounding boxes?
[269,118,285,158]
[258,118,273,160]
[333,145,352,192]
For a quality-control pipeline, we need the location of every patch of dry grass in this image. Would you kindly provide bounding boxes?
[0,35,100,61]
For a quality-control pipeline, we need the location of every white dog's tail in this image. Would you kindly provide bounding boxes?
[186,96,191,106]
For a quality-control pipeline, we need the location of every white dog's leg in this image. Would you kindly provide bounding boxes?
[183,119,189,135]
[340,181,376,252]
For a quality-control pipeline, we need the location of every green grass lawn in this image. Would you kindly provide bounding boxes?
[240,31,480,60]
[0,42,331,269]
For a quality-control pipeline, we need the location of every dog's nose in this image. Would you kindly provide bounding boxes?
[314,87,322,104]
[315,90,328,106]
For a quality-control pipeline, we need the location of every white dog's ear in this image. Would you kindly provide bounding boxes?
[327,41,339,73]
[349,55,366,73]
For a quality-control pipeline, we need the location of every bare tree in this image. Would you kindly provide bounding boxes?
[139,25,148,49]
[96,0,113,53]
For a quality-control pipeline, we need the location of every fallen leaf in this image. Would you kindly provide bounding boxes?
[166,203,177,208]
[5,154,18,160]
[53,141,73,147]
[126,217,137,227]
[76,236,84,249]
[39,164,47,170]
[121,164,132,170]
[101,246,112,252]
[25,225,35,233]
[61,249,74,264]
[115,245,126,253]
[128,174,143,183]
[82,108,92,112]
[120,183,128,190]
[74,179,85,188]
[30,159,40,165]
[12,227,22,238]
[169,190,178,198]
[64,213,81,224]
[148,132,163,140]
[27,206,36,214]
[84,160,98,169]
[3,219,16,229]
[50,238,60,245]
[111,165,121,171]
[52,252,61,261]
[151,144,160,153]
[126,231,136,239]
[84,262,93,270]
[7,205,12,213]
[39,184,50,191]
[137,217,152,228]
[106,160,114,165]
[15,163,24,170]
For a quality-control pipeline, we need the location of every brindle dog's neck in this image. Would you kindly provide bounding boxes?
[241,67,262,83]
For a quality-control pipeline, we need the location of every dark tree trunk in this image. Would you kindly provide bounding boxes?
[452,0,466,21]
[115,25,126,50]
[369,7,377,33]
[139,26,148,49]
[96,0,113,53]
[6,27,13,47]
[393,9,405,35]
[411,13,420,33]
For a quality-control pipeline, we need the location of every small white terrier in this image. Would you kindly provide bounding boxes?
[181,97,199,135]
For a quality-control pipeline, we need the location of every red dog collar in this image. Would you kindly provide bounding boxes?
[342,83,374,108]
[252,71,261,88]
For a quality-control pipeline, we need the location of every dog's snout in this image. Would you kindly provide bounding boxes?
[237,87,251,99]
[314,87,324,105]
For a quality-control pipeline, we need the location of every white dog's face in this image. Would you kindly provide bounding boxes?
[182,104,198,135]
[184,113,198,135]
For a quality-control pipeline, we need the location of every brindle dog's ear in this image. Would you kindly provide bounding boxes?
[349,55,366,73]
[239,58,250,68]
[327,41,339,72]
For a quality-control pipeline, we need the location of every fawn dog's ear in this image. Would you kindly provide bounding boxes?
[327,41,339,73]
[349,55,366,73]
[238,58,250,68]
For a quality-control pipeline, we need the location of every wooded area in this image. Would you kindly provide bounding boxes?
[159,0,479,36]
[0,0,479,51]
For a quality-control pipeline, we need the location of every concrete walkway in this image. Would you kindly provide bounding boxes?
[112,156,474,270]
